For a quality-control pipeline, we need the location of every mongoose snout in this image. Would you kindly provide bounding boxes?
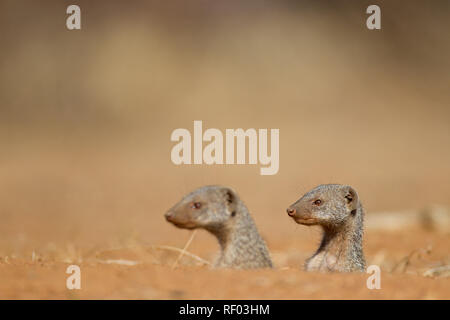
[165,185,273,269]
[164,210,197,229]
[286,207,296,217]
[287,184,366,272]
[286,206,317,224]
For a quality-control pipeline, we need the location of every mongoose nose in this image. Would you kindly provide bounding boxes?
[165,212,173,221]
[286,207,296,217]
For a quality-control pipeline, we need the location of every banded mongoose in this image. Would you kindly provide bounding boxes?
[286,184,366,272]
[164,185,273,269]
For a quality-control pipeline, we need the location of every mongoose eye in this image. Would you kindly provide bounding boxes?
[191,202,202,209]
[313,199,322,206]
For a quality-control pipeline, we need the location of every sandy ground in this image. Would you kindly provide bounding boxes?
[0,144,448,299]
[0,229,448,299]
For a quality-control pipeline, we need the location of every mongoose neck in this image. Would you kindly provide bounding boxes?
[315,203,365,271]
[213,202,255,252]
[208,202,272,268]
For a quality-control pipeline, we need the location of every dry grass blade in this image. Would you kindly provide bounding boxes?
[391,245,432,273]
[96,259,140,266]
[92,242,211,267]
[171,230,198,269]
[423,265,450,278]
[148,245,211,266]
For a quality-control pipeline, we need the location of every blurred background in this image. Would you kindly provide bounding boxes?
[0,0,449,298]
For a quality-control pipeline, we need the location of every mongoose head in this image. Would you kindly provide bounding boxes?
[286,184,359,229]
[165,185,239,231]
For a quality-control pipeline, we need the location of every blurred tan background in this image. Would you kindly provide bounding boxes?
[0,1,449,299]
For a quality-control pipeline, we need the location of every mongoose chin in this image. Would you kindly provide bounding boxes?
[165,185,273,269]
[287,184,366,273]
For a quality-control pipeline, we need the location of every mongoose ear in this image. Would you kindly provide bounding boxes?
[344,186,359,213]
[222,187,237,216]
